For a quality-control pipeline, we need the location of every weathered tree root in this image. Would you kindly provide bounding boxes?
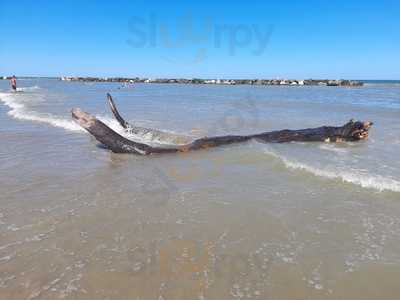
[72,103,373,155]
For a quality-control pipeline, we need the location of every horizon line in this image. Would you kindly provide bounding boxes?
[1,75,399,81]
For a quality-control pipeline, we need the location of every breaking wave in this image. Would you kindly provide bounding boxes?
[0,88,183,145]
[263,147,400,193]
[17,85,41,92]
[0,91,84,132]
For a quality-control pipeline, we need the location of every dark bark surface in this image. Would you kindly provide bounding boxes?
[107,93,129,129]
[72,107,373,156]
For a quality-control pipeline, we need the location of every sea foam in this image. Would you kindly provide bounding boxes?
[0,88,165,143]
[0,91,84,132]
[17,85,41,92]
[263,147,400,193]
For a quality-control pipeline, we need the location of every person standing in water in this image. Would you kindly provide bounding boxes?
[10,75,17,91]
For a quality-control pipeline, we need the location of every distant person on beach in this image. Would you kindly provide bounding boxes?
[10,75,17,91]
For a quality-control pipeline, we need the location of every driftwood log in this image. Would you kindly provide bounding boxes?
[71,95,373,155]
[107,93,192,144]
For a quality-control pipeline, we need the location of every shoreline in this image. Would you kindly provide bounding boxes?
[58,77,363,86]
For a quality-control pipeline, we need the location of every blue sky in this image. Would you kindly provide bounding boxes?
[0,0,399,79]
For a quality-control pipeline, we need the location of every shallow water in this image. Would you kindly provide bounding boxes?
[1,79,400,299]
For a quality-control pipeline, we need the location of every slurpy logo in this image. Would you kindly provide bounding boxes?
[127,13,273,64]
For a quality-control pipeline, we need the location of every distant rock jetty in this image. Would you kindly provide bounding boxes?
[60,77,362,86]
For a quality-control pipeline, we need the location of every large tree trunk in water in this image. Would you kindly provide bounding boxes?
[107,93,192,144]
[71,108,373,155]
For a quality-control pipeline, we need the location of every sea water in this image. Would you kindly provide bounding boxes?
[0,79,399,299]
